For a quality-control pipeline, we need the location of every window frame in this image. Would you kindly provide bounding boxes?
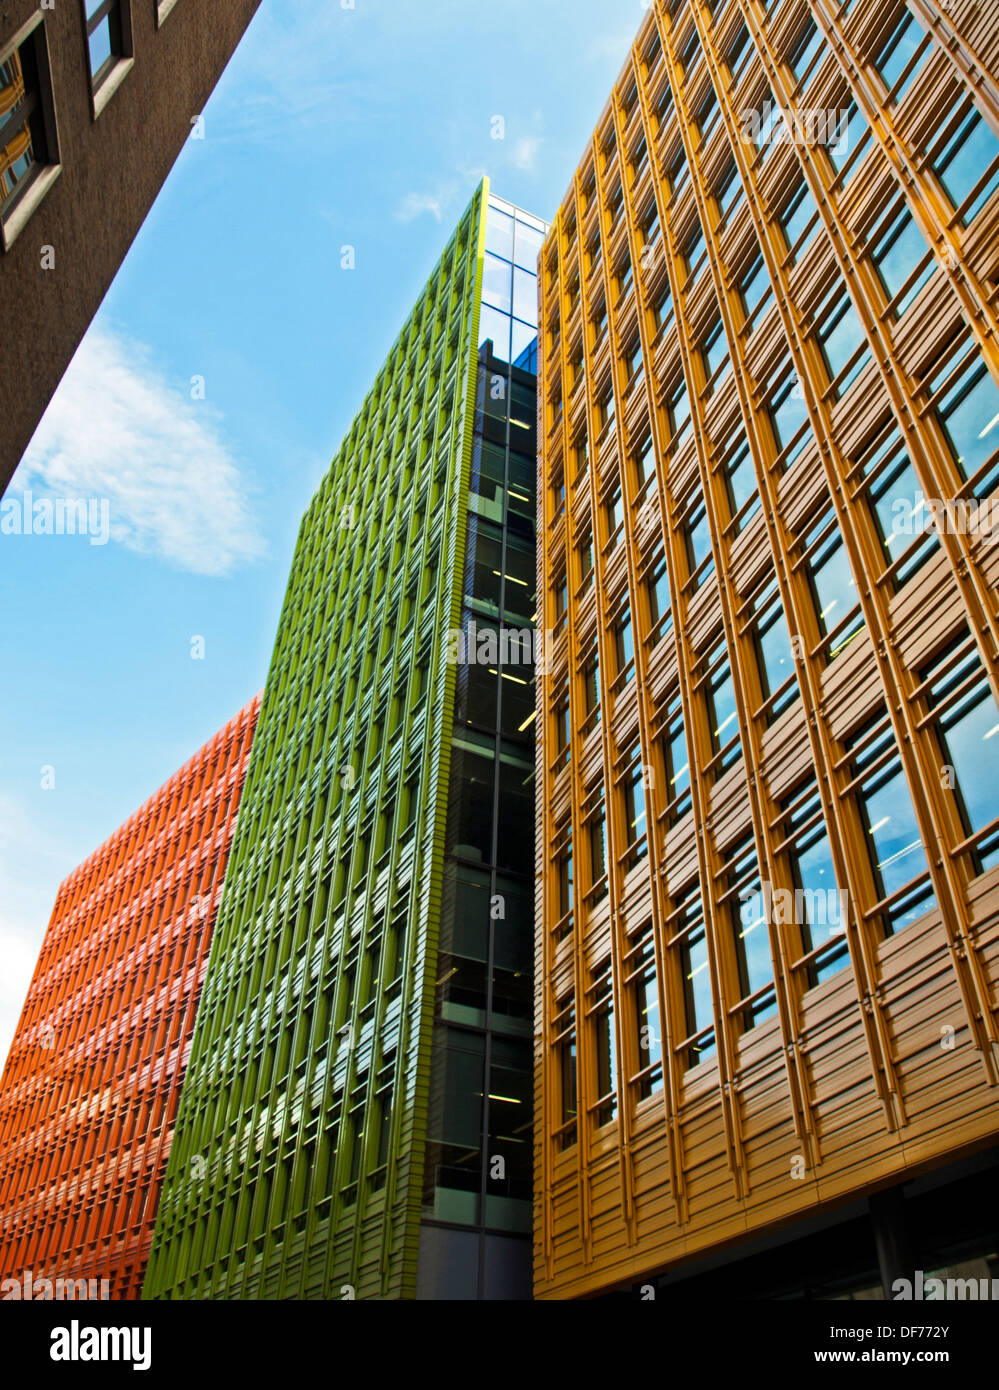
[82,0,135,118]
[0,12,61,251]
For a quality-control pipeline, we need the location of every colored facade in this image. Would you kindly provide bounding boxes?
[0,697,260,1301]
[0,0,262,495]
[535,0,999,1298]
[143,182,547,1301]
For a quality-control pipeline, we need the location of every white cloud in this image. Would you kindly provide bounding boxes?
[587,28,641,64]
[395,192,445,223]
[512,136,543,172]
[14,325,264,577]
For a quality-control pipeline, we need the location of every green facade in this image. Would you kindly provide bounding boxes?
[143,181,545,1300]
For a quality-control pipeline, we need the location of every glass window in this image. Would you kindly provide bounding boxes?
[827,100,867,176]
[623,757,648,858]
[668,151,689,197]
[873,9,926,101]
[654,284,674,331]
[725,836,777,1028]
[671,888,715,1070]
[715,163,741,219]
[739,255,771,319]
[722,438,760,528]
[513,217,545,272]
[664,711,691,822]
[869,204,932,314]
[648,558,672,636]
[669,378,691,441]
[511,322,538,371]
[779,789,850,984]
[846,722,935,934]
[85,1,128,89]
[617,254,633,298]
[768,374,809,467]
[684,222,706,274]
[423,1029,485,1222]
[697,90,718,140]
[815,289,866,394]
[787,18,822,85]
[589,808,608,893]
[780,178,817,257]
[631,940,663,1098]
[655,78,673,125]
[591,969,617,1125]
[577,529,593,577]
[556,828,574,922]
[642,200,661,247]
[606,481,624,534]
[702,318,730,384]
[805,518,864,657]
[497,742,534,872]
[861,427,937,584]
[684,498,713,582]
[726,23,752,84]
[554,999,577,1148]
[484,1036,532,1223]
[0,23,55,221]
[931,106,999,226]
[512,266,537,325]
[482,253,513,313]
[932,355,999,491]
[584,656,600,717]
[479,303,511,358]
[615,611,634,675]
[627,337,644,382]
[486,206,514,260]
[634,435,655,488]
[922,638,999,872]
[705,644,740,771]
[751,584,798,719]
[680,30,701,71]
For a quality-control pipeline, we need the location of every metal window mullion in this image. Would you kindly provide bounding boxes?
[690,0,903,1141]
[85,0,118,38]
[646,4,762,1195]
[807,0,999,707]
[539,203,575,1275]
[565,157,617,1260]
[738,0,999,1086]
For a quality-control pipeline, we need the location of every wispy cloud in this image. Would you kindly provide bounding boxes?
[512,136,543,172]
[587,28,641,65]
[15,325,264,578]
[395,192,445,223]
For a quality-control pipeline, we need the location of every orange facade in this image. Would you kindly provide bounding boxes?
[535,0,999,1298]
[0,697,259,1300]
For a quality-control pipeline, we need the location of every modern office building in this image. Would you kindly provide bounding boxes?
[0,0,262,495]
[143,181,547,1301]
[534,0,999,1299]
[0,698,260,1300]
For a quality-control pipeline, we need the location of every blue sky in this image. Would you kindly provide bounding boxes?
[0,1,641,1068]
